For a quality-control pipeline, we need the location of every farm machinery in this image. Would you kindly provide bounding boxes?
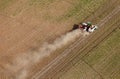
[72,22,98,32]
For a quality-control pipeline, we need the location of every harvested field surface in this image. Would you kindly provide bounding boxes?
[0,0,119,79]
[53,1,120,79]
[32,0,120,79]
[59,28,120,79]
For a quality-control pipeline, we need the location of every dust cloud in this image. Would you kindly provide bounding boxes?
[6,29,89,79]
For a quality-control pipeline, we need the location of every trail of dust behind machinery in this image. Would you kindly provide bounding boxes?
[4,28,88,79]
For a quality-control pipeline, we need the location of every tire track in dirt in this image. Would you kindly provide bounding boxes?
[32,6,120,79]
[97,6,120,27]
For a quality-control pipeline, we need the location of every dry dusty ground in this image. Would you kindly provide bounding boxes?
[0,0,119,79]
[0,0,82,78]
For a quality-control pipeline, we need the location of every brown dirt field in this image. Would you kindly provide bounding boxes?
[0,0,96,78]
[0,0,119,79]
[0,0,76,78]
[0,0,80,57]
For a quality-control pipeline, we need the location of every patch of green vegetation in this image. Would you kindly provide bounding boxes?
[83,29,120,66]
[57,0,107,22]
[60,28,120,79]
[60,60,100,79]
[0,0,16,10]
[82,29,120,79]
[103,51,120,74]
